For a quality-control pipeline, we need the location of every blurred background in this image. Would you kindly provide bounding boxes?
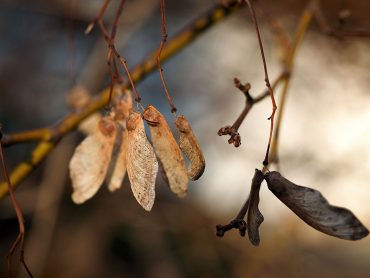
[1,0,370,277]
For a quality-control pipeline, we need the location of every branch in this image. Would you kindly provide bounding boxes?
[218,71,287,147]
[0,1,242,199]
[269,0,315,165]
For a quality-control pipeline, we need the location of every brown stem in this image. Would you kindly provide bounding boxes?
[0,128,33,277]
[244,0,277,166]
[93,0,141,105]
[254,1,291,57]
[157,0,177,114]
[85,0,111,34]
[218,72,286,148]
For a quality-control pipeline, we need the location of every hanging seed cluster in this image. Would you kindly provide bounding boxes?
[69,87,205,211]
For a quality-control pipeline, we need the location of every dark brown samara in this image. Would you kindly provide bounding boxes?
[265,171,369,240]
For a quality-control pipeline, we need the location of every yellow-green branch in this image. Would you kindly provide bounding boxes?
[269,1,315,164]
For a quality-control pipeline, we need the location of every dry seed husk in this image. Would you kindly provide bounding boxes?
[126,112,158,211]
[247,169,265,246]
[265,171,369,240]
[175,115,205,180]
[143,105,188,197]
[106,127,128,192]
[105,88,133,191]
[69,116,116,204]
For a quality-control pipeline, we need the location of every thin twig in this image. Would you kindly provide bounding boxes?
[254,1,291,57]
[245,0,277,166]
[0,129,33,277]
[85,0,111,34]
[218,72,287,147]
[157,0,177,114]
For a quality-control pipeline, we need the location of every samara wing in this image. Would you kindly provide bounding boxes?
[143,105,188,197]
[265,171,369,240]
[126,112,158,211]
[175,115,205,181]
[69,116,116,204]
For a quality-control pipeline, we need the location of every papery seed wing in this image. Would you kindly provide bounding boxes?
[175,115,205,181]
[69,117,117,204]
[106,127,128,192]
[126,112,158,211]
[143,105,188,197]
[247,169,265,246]
[265,171,369,240]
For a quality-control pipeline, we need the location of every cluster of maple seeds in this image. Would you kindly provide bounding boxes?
[68,87,205,211]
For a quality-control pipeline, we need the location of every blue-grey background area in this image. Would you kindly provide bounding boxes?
[1,0,370,277]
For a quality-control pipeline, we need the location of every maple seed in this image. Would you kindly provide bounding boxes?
[265,171,369,240]
[143,105,188,197]
[247,169,265,246]
[69,116,116,204]
[175,115,205,180]
[126,112,158,211]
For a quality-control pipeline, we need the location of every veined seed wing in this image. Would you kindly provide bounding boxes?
[69,116,117,204]
[126,112,158,211]
[175,115,205,180]
[143,105,188,197]
[265,171,369,240]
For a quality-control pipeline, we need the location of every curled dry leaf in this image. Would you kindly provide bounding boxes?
[175,115,205,180]
[247,169,265,246]
[126,112,158,211]
[69,116,116,204]
[143,105,188,197]
[265,171,369,240]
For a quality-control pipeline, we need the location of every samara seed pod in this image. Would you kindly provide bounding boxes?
[143,105,188,197]
[69,116,116,204]
[126,112,158,211]
[247,169,265,246]
[106,126,128,192]
[175,115,205,181]
[265,171,369,240]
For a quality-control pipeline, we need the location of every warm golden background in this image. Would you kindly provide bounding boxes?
[1,0,370,277]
